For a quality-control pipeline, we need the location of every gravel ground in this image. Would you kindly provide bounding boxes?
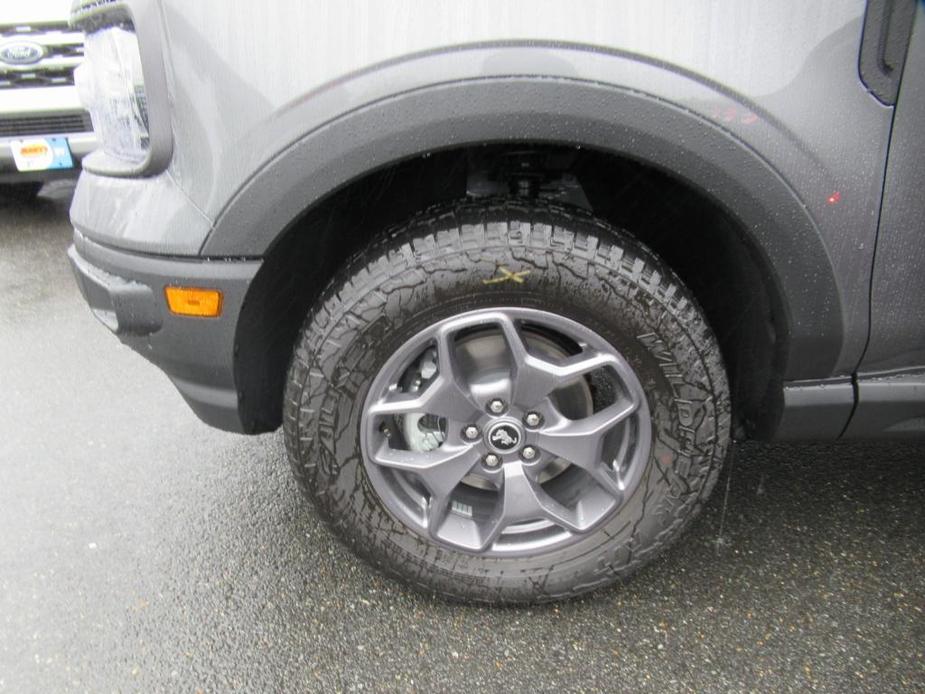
[0,182,922,693]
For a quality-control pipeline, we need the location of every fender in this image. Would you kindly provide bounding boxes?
[200,48,844,381]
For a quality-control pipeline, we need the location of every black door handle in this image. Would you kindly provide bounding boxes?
[860,0,917,104]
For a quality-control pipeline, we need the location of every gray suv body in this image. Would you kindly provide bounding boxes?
[66,0,925,602]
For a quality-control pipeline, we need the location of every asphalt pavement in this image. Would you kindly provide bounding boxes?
[0,181,922,693]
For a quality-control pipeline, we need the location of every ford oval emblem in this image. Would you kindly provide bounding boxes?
[0,41,46,66]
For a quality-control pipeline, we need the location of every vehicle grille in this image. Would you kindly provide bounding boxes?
[0,22,84,90]
[0,112,92,138]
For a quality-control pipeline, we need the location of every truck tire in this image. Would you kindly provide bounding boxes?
[283,199,730,603]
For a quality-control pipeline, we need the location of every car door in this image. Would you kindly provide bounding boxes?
[847,1,925,436]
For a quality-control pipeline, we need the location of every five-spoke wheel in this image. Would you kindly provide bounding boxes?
[361,308,651,555]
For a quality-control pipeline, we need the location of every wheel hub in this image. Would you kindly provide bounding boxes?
[485,420,523,454]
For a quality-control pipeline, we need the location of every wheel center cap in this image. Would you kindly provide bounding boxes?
[486,421,522,453]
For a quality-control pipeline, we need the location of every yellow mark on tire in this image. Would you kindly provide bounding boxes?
[483,266,531,285]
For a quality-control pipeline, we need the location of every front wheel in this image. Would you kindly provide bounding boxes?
[284,200,730,603]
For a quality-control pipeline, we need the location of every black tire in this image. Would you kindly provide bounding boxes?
[284,199,730,603]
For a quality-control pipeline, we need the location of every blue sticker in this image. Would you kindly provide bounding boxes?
[47,137,74,169]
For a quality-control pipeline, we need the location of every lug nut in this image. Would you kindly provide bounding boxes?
[488,399,505,414]
[484,453,501,468]
[521,446,538,461]
[463,425,480,441]
[524,412,542,428]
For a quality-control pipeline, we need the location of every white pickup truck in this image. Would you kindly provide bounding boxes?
[0,0,94,199]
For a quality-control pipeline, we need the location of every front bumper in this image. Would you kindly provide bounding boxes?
[68,229,261,432]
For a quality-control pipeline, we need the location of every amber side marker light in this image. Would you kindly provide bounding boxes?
[164,286,223,317]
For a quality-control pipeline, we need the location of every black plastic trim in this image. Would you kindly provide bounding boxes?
[68,230,261,432]
[69,0,129,32]
[68,244,161,335]
[775,378,856,440]
[859,0,916,104]
[843,368,925,437]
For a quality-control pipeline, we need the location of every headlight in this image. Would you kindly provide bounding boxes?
[74,25,149,164]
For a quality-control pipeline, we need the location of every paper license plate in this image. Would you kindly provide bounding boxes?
[10,137,74,172]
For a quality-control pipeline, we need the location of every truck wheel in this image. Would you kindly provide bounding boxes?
[284,200,730,603]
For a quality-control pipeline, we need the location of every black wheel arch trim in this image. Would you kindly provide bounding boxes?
[205,75,843,385]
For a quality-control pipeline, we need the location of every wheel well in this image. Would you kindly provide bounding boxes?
[235,144,785,438]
